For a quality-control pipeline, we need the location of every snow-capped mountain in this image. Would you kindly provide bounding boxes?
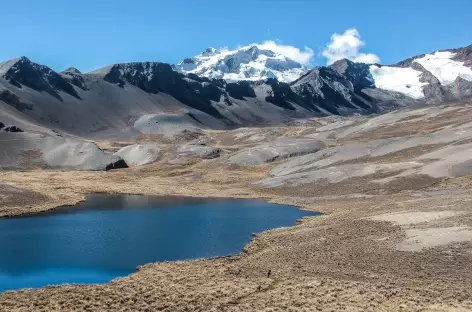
[174,43,472,103]
[174,45,308,83]
[367,46,472,101]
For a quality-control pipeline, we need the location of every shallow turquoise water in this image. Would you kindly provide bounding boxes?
[0,194,317,292]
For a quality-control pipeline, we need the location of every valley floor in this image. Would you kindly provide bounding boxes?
[2,103,472,311]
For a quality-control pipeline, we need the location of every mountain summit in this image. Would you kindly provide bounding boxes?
[174,44,308,83]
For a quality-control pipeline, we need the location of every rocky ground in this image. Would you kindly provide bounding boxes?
[2,103,472,311]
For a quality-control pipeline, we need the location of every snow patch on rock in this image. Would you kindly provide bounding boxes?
[369,65,427,99]
[414,51,472,85]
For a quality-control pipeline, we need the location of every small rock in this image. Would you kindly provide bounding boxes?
[178,144,221,159]
[3,125,23,132]
[184,173,202,181]
[105,159,128,171]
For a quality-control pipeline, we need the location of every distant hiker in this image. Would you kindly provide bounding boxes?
[267,270,271,278]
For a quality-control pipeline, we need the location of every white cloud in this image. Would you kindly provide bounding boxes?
[255,40,314,65]
[322,28,380,65]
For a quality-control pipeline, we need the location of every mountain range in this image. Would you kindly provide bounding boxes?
[1,43,470,136]
[0,43,471,170]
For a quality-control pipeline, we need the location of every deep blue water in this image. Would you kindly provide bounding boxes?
[0,194,317,292]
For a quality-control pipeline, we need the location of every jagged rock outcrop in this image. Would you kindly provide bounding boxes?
[61,68,88,90]
[3,126,23,133]
[95,62,227,120]
[0,89,32,111]
[0,57,80,100]
[330,59,374,90]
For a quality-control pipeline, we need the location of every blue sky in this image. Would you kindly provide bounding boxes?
[1,0,471,72]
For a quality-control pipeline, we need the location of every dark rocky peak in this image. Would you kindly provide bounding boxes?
[60,72,88,91]
[290,65,350,93]
[97,61,226,120]
[329,59,374,89]
[329,59,357,74]
[182,58,195,65]
[0,57,80,100]
[449,44,472,67]
[289,66,375,115]
[62,67,81,74]
[393,55,424,68]
[100,62,181,91]
[290,67,323,87]
[245,45,276,59]
[318,65,345,80]
[201,47,218,56]
[0,56,31,72]
[60,67,88,90]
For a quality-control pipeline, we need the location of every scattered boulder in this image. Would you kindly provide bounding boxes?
[227,137,326,166]
[62,67,81,74]
[105,159,128,171]
[178,144,221,159]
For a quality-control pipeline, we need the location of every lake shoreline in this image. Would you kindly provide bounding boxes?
[1,161,472,310]
[0,181,324,219]
[0,192,317,293]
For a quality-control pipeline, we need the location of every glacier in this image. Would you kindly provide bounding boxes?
[174,44,308,83]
